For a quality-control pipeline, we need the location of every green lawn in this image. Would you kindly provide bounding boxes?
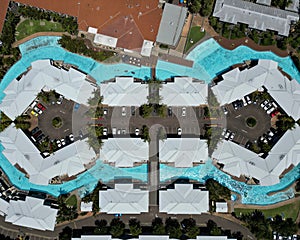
[185,26,206,53]
[16,19,64,41]
[65,195,77,208]
[235,200,300,221]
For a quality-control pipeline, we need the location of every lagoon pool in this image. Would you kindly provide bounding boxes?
[0,36,300,205]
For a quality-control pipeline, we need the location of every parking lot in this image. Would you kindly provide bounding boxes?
[95,106,211,137]
[225,100,272,146]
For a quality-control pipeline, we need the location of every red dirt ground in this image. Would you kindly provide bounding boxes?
[0,0,9,35]
[14,0,162,49]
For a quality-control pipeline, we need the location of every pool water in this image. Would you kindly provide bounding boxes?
[0,36,299,205]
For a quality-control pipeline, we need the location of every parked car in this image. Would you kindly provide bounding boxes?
[33,106,42,114]
[224,130,231,140]
[112,128,117,135]
[260,100,269,108]
[182,107,186,117]
[229,132,235,141]
[263,102,273,111]
[56,140,62,148]
[222,106,228,115]
[61,138,66,146]
[245,95,252,104]
[267,107,275,115]
[57,95,63,104]
[135,128,140,136]
[103,108,108,115]
[74,103,80,111]
[69,134,74,142]
[31,127,39,135]
[31,110,38,117]
[103,128,107,136]
[122,107,126,116]
[177,127,182,135]
[242,98,248,106]
[37,103,46,111]
[131,106,135,116]
[168,107,172,116]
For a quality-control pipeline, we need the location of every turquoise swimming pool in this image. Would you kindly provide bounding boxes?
[0,36,299,205]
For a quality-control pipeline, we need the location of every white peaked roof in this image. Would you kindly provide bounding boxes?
[0,124,95,185]
[213,0,299,36]
[141,40,153,57]
[211,59,300,120]
[159,184,209,214]
[0,198,9,216]
[161,77,208,106]
[80,201,93,212]
[212,125,300,186]
[216,202,228,213]
[159,138,208,167]
[101,138,148,167]
[94,33,118,48]
[100,77,148,106]
[99,184,149,214]
[0,60,96,119]
[5,196,58,231]
[285,0,299,12]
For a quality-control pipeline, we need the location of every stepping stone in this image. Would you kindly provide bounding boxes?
[29,22,33,26]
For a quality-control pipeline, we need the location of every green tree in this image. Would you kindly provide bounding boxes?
[110,218,125,238]
[0,112,12,132]
[181,218,200,239]
[207,220,222,236]
[140,104,154,118]
[165,218,182,239]
[206,179,231,201]
[141,125,151,142]
[59,226,73,240]
[276,115,295,132]
[152,217,165,235]
[129,219,142,237]
[189,0,201,13]
[94,219,108,235]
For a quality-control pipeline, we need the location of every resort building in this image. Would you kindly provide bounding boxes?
[213,0,299,36]
[159,184,209,214]
[0,59,96,119]
[156,3,187,47]
[285,0,299,12]
[0,124,95,185]
[100,138,148,167]
[212,125,300,186]
[159,138,208,167]
[99,184,149,214]
[211,59,300,121]
[256,0,271,6]
[15,0,162,50]
[4,196,58,231]
[72,235,236,240]
[100,77,148,107]
[160,77,208,106]
[0,198,9,216]
[216,202,228,213]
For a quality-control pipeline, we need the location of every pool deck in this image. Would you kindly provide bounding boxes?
[159,53,194,68]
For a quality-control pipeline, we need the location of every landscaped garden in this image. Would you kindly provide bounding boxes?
[16,19,64,41]
[185,26,206,53]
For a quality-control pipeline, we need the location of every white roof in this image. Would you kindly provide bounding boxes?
[161,77,208,106]
[159,138,208,167]
[159,184,209,214]
[0,60,96,119]
[80,201,93,212]
[94,34,118,48]
[211,59,300,120]
[256,0,271,6]
[101,77,148,106]
[141,40,153,57]
[0,198,9,216]
[216,202,228,213]
[212,125,300,186]
[101,138,148,167]
[285,0,299,12]
[0,124,96,185]
[5,196,58,231]
[213,0,299,36]
[88,27,98,34]
[99,184,149,214]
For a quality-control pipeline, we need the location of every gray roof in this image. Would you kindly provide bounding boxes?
[213,0,299,36]
[285,0,299,12]
[256,0,271,6]
[156,3,187,46]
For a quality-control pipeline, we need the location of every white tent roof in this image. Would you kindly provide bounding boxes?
[216,202,228,213]
[100,138,148,167]
[211,59,300,120]
[212,125,300,186]
[101,77,148,106]
[0,60,96,119]
[99,184,149,214]
[94,34,118,48]
[161,77,208,106]
[88,27,98,34]
[0,124,96,185]
[140,40,153,57]
[159,184,209,214]
[80,202,93,212]
[5,196,58,231]
[159,138,208,167]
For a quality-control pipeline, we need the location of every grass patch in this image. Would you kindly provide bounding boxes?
[65,195,77,208]
[185,26,205,53]
[235,200,300,221]
[16,19,64,41]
